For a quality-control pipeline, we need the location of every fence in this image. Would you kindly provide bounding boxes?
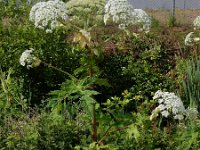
[130,0,200,10]
[1,0,200,26]
[130,0,200,25]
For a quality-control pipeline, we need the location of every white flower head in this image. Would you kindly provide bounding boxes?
[151,90,185,120]
[104,0,134,27]
[174,114,184,120]
[66,0,106,16]
[153,90,163,100]
[19,48,41,69]
[30,0,68,33]
[161,110,169,118]
[66,0,106,27]
[193,16,200,30]
[185,32,195,46]
[131,9,151,33]
[104,0,151,31]
[185,32,200,46]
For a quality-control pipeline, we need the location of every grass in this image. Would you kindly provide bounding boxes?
[147,8,200,27]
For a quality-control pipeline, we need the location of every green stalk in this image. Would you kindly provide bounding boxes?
[41,61,77,80]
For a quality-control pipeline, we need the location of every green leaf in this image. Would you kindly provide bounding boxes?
[126,124,140,142]
[80,96,95,116]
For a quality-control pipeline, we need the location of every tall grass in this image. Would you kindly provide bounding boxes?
[183,57,200,110]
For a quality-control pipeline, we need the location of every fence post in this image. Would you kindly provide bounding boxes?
[171,0,176,26]
[184,0,186,9]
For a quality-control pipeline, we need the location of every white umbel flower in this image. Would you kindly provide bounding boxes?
[104,0,134,28]
[185,32,195,46]
[193,16,200,30]
[104,0,151,31]
[30,0,68,33]
[66,0,106,28]
[20,48,34,69]
[184,32,200,46]
[66,0,105,18]
[151,90,185,120]
[19,48,41,69]
[131,9,151,32]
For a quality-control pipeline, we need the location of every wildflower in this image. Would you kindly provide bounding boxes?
[104,0,134,28]
[185,32,200,46]
[174,114,184,120]
[161,110,169,118]
[66,0,105,17]
[193,16,200,30]
[19,48,41,69]
[153,90,163,100]
[185,32,194,46]
[151,90,185,120]
[131,9,151,32]
[29,0,68,33]
[66,0,105,27]
[104,0,151,31]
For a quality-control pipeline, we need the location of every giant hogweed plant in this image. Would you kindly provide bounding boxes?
[20,0,152,143]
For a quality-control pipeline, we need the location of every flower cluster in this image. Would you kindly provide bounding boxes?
[104,0,134,26]
[185,32,195,46]
[104,0,151,32]
[131,9,151,32]
[184,32,200,46]
[150,90,185,120]
[29,0,68,33]
[66,0,105,16]
[19,48,41,69]
[184,16,200,46]
[193,16,200,30]
[66,0,105,27]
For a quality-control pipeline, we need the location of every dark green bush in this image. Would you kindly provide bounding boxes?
[98,33,175,101]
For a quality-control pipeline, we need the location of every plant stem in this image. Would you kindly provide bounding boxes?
[87,48,98,142]
[41,61,76,80]
[98,124,130,144]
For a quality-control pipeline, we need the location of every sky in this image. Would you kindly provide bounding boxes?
[129,0,200,9]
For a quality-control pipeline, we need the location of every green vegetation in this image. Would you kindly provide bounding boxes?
[0,0,200,149]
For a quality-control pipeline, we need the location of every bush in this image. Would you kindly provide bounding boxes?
[0,110,86,150]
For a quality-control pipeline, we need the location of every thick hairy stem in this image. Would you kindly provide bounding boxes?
[88,63,98,142]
